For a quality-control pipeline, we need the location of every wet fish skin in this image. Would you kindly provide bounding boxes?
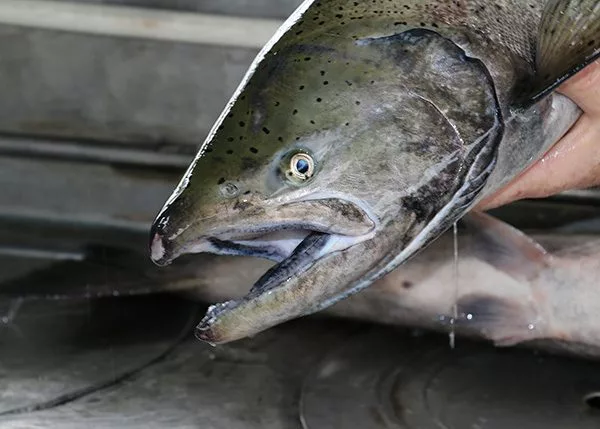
[185,214,600,358]
[331,212,600,352]
[6,218,599,358]
[150,0,600,344]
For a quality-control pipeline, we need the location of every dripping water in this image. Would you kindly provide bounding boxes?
[449,222,459,349]
[1,298,23,326]
[1,298,25,340]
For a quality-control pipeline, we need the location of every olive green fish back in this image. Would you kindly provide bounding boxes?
[274,0,543,100]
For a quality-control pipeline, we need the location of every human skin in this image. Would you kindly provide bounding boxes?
[478,60,600,210]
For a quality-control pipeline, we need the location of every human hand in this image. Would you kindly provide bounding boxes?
[478,60,600,210]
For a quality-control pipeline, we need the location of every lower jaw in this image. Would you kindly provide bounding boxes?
[194,231,333,342]
[194,228,382,345]
[198,227,377,317]
[179,223,378,333]
[244,231,332,297]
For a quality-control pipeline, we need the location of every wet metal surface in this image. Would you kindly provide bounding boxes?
[1,7,600,427]
[0,155,180,230]
[0,295,198,416]
[301,330,600,429]
[0,295,347,429]
[42,0,303,20]
[0,24,256,146]
[1,295,600,428]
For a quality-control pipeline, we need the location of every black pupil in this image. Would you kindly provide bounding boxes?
[296,159,310,174]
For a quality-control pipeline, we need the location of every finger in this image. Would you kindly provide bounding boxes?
[478,113,600,210]
[477,60,600,210]
[558,59,600,115]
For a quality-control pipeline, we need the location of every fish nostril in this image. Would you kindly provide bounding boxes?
[220,182,240,199]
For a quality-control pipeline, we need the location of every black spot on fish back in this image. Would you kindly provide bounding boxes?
[402,280,414,289]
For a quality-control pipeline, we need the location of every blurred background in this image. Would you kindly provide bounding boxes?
[1,1,600,428]
[0,0,299,284]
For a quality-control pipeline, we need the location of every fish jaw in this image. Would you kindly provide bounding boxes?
[150,191,377,267]
[195,223,400,345]
[147,17,510,343]
[194,151,500,345]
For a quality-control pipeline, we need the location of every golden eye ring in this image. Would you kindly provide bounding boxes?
[289,153,315,181]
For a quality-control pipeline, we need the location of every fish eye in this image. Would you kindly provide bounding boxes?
[289,152,315,181]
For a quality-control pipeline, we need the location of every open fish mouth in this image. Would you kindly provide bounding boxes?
[150,225,309,265]
[195,230,339,338]
[149,197,378,343]
[183,229,313,263]
[149,122,500,344]
[150,196,376,265]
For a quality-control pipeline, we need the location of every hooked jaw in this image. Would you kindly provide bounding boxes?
[150,146,498,345]
[149,191,379,344]
[150,193,376,266]
[192,227,389,345]
[149,145,498,345]
[148,118,500,345]
[148,8,506,343]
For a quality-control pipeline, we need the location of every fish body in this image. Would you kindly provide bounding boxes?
[331,213,600,355]
[5,215,600,358]
[186,214,600,358]
[149,0,600,344]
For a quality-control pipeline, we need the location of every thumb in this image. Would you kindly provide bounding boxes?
[478,60,600,210]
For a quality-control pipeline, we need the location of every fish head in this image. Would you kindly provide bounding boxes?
[150,15,503,343]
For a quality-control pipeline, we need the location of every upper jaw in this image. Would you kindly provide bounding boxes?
[177,229,312,263]
[149,196,376,266]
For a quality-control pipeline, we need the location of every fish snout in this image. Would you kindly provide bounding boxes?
[148,190,267,266]
[149,206,178,266]
[150,230,171,266]
[149,199,198,266]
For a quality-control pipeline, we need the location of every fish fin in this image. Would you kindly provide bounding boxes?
[519,0,600,104]
[461,212,552,282]
[455,294,542,347]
